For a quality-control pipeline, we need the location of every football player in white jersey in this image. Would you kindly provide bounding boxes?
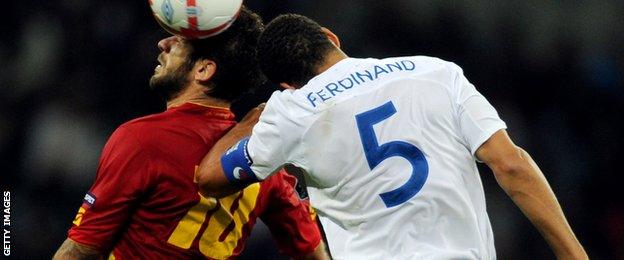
[196,14,587,259]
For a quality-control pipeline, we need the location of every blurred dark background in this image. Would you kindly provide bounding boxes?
[1,1,623,259]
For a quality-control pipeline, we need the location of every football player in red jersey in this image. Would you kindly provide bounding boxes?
[53,7,328,260]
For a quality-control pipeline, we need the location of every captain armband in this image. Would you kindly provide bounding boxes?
[220,138,260,187]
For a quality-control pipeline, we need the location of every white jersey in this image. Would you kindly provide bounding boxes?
[246,56,506,259]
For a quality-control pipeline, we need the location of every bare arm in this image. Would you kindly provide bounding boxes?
[294,241,330,260]
[196,104,265,198]
[52,238,103,260]
[476,130,587,259]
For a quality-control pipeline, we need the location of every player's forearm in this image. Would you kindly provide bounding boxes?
[492,148,587,259]
[197,105,264,198]
[197,129,247,198]
[53,238,103,260]
[294,241,330,260]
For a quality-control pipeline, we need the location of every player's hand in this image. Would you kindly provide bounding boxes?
[232,103,265,137]
[240,103,265,125]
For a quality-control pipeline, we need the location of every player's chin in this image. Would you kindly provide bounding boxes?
[149,74,164,90]
[150,67,168,82]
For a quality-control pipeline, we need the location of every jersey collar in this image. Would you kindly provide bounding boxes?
[170,102,235,121]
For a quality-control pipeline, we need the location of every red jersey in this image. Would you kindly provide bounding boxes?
[68,103,320,259]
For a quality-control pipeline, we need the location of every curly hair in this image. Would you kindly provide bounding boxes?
[186,6,265,102]
[258,14,336,86]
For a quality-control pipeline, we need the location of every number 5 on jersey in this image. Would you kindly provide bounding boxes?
[356,101,429,207]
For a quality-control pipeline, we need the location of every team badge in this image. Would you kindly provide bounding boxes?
[83,192,96,206]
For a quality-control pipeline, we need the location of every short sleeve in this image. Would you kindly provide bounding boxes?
[260,171,321,257]
[247,93,301,180]
[448,62,507,156]
[68,125,154,250]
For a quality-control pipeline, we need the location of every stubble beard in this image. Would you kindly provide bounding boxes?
[149,62,193,102]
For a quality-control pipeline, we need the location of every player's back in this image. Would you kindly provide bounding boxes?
[262,56,505,259]
[69,104,320,259]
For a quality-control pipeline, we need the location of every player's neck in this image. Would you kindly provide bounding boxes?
[166,84,230,109]
[316,49,349,75]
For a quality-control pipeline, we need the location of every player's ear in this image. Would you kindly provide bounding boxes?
[195,59,217,83]
[321,27,341,48]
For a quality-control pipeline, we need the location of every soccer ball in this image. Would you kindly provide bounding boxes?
[149,0,243,39]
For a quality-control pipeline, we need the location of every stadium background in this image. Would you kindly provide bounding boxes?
[1,1,622,259]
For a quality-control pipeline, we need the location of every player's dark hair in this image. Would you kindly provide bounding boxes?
[187,6,265,102]
[258,14,336,86]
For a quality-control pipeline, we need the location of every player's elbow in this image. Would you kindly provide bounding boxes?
[195,169,222,199]
[53,238,102,260]
[198,185,229,199]
[488,145,549,201]
[196,174,225,198]
[196,180,214,198]
[198,187,228,199]
[196,168,240,199]
[489,145,533,181]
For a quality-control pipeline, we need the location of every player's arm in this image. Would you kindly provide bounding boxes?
[260,172,329,260]
[58,125,155,258]
[53,238,103,260]
[196,104,264,198]
[476,130,587,260]
[295,241,330,260]
[446,61,587,259]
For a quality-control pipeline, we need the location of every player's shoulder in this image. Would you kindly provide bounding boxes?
[96,115,159,161]
[263,90,312,120]
[384,55,467,90]
[108,110,180,146]
[117,111,167,133]
[383,55,446,64]
[382,55,459,72]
